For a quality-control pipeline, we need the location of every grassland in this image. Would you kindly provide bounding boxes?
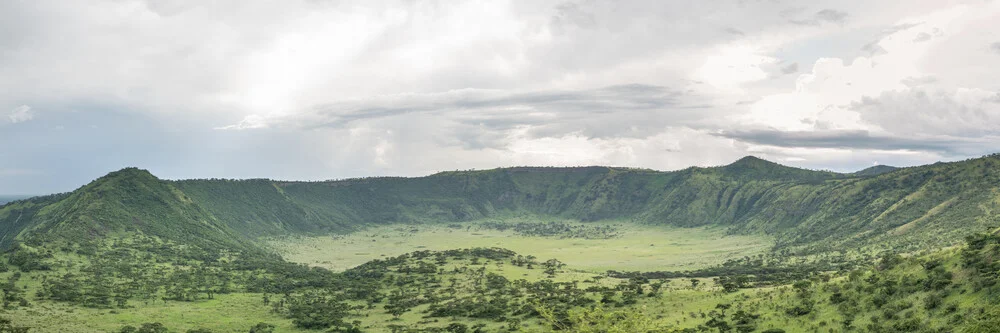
[266,221,773,273]
[5,155,1000,332]
[3,293,297,332]
[4,229,998,332]
[1,221,772,332]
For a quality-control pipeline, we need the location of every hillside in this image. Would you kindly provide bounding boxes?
[0,168,257,252]
[175,154,1000,254]
[2,155,1000,255]
[2,156,1000,332]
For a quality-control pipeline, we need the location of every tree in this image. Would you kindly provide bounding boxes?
[248,322,275,333]
[385,301,411,319]
[119,323,167,333]
[445,323,468,333]
[536,304,673,332]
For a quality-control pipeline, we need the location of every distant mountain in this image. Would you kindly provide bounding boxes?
[0,195,34,206]
[850,164,899,177]
[2,155,1000,255]
[716,155,843,182]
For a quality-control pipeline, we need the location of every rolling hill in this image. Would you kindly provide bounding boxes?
[1,154,998,255]
[3,155,1000,332]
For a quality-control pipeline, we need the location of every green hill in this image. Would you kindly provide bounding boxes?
[850,164,900,177]
[3,155,1000,332]
[0,168,257,252]
[3,155,1000,255]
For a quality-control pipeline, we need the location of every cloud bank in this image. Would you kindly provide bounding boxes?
[1,0,999,193]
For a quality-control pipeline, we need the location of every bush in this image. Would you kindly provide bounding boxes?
[119,323,167,333]
[248,323,275,333]
[924,293,943,310]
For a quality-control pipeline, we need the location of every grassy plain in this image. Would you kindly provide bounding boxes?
[4,292,297,332]
[3,241,983,332]
[2,222,789,332]
[267,221,774,273]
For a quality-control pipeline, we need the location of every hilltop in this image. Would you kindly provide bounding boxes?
[850,164,900,177]
[0,168,257,252]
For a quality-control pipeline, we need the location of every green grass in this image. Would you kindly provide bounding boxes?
[266,221,773,273]
[5,293,298,333]
[6,230,998,332]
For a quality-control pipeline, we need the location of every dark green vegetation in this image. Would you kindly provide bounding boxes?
[849,165,899,177]
[0,196,32,206]
[471,221,620,239]
[1,154,1000,331]
[6,154,1000,254]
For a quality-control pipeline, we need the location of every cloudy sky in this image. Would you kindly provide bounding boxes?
[2,0,1000,194]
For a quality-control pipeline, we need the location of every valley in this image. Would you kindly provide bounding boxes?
[0,155,999,332]
[8,2,1000,332]
[267,221,772,273]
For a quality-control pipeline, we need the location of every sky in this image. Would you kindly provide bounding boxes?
[2,0,1000,194]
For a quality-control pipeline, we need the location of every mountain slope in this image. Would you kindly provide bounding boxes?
[2,168,257,252]
[2,155,1000,255]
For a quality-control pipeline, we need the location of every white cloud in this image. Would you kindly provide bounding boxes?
[852,88,1000,137]
[695,44,777,90]
[742,3,1000,136]
[7,105,34,123]
[214,114,269,130]
[2,0,1000,192]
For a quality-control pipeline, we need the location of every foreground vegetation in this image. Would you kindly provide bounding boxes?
[4,228,1000,332]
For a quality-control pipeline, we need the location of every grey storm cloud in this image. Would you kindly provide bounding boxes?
[789,9,849,26]
[861,22,924,56]
[780,63,799,74]
[848,90,1000,139]
[901,76,938,87]
[714,129,985,155]
[724,27,746,36]
[989,93,1000,103]
[991,42,1000,54]
[300,84,692,131]
[815,9,849,23]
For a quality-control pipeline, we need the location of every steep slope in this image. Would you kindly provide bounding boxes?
[2,155,1000,255]
[170,154,1000,253]
[0,193,68,249]
[3,168,257,252]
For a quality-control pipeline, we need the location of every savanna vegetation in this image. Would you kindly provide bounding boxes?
[1,154,999,331]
